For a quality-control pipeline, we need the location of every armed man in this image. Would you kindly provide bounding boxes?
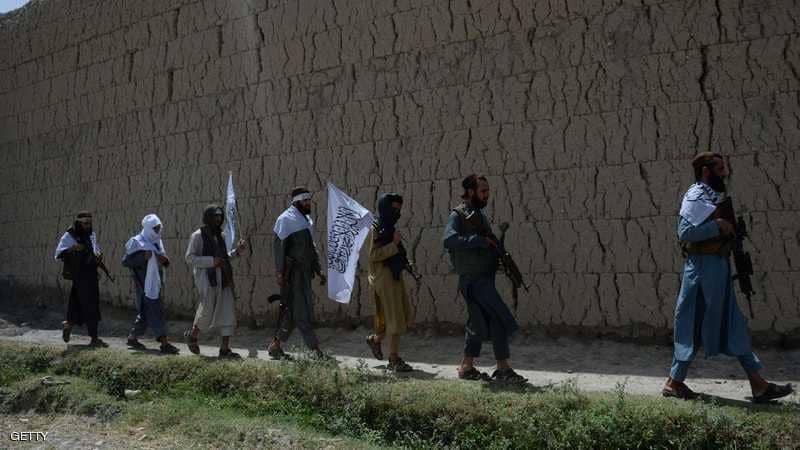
[663,152,793,402]
[268,187,328,361]
[54,211,108,348]
[443,175,527,383]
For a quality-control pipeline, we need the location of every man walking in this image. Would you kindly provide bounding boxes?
[663,153,793,402]
[54,211,107,347]
[123,214,179,354]
[184,205,247,358]
[267,187,328,360]
[443,175,526,383]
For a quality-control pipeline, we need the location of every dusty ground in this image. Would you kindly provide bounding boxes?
[0,298,797,406]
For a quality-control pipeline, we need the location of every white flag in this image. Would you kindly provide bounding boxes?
[224,172,237,252]
[326,183,373,303]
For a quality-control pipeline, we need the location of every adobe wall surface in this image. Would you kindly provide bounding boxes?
[1,0,798,338]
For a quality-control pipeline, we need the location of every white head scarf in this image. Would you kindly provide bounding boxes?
[125,214,167,300]
[273,205,313,240]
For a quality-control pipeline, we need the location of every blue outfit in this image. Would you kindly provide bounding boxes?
[443,205,518,360]
[669,216,762,381]
[122,250,168,338]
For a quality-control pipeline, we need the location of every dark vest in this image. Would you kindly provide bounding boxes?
[449,205,498,276]
[682,197,735,258]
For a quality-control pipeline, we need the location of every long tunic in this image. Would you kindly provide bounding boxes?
[56,231,101,328]
[185,229,239,336]
[122,250,168,338]
[273,229,320,328]
[442,208,518,341]
[673,216,752,360]
[367,229,413,335]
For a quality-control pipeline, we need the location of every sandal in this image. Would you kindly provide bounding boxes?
[366,335,383,360]
[218,348,241,359]
[88,338,109,348]
[311,349,334,362]
[491,368,528,384]
[661,383,700,400]
[126,338,146,350]
[458,367,491,381]
[184,330,200,355]
[159,343,180,355]
[62,322,72,343]
[268,345,293,361]
[388,357,413,373]
[752,383,794,403]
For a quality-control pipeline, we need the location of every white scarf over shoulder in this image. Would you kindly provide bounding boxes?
[679,182,722,226]
[125,214,167,300]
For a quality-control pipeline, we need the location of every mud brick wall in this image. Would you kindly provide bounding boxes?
[1,0,798,339]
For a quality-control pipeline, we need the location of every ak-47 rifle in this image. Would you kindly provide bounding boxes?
[733,216,755,318]
[398,240,423,282]
[497,222,529,304]
[461,210,529,302]
[97,259,115,282]
[714,198,756,318]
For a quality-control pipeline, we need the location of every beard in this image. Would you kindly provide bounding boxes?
[296,203,312,215]
[469,194,488,209]
[707,173,726,192]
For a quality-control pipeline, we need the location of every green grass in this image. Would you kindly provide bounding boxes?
[0,341,798,449]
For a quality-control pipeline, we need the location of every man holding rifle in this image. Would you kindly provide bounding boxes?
[443,175,527,384]
[268,187,328,360]
[663,152,793,402]
[54,211,109,347]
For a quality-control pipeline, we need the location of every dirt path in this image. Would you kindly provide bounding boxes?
[1,299,798,405]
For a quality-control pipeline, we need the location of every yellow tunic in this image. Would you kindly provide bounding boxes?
[367,230,413,335]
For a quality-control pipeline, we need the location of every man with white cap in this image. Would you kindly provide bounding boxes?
[267,187,328,360]
[122,214,179,354]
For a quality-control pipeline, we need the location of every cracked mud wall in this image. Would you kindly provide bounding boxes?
[1,0,798,339]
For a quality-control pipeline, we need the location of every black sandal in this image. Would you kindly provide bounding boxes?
[366,335,383,360]
[268,345,293,361]
[458,367,490,381]
[184,330,200,355]
[491,368,528,384]
[159,343,180,355]
[127,338,146,350]
[218,348,241,359]
[752,383,794,403]
[388,357,413,373]
[88,338,109,348]
[661,383,700,400]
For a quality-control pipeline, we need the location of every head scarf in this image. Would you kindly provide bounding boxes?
[274,190,314,240]
[125,214,167,300]
[373,193,407,280]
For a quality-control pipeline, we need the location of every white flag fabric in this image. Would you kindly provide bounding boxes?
[224,172,237,252]
[326,183,373,303]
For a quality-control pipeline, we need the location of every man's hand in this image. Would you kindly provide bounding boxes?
[485,237,498,249]
[392,230,401,244]
[716,219,735,237]
[157,255,170,266]
[213,257,224,268]
[276,273,284,288]
[236,239,247,254]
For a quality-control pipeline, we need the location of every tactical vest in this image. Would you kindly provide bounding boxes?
[682,197,735,258]
[449,204,498,275]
